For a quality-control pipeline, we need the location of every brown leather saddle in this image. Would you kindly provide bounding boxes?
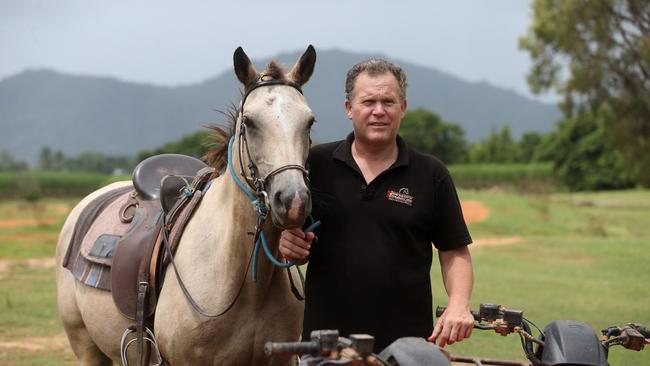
[112,153,213,320]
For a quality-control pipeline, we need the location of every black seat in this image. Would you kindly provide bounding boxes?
[132,154,208,201]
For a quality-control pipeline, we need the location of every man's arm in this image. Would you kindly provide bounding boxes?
[428,245,474,347]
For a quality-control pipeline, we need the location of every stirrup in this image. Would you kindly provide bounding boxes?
[119,325,164,366]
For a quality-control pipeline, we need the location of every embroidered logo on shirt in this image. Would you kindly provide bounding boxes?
[386,188,414,206]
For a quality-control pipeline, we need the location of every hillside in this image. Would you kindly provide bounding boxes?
[0,48,561,163]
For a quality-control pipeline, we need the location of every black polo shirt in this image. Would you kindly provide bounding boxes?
[303,133,472,352]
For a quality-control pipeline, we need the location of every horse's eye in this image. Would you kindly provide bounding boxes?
[243,116,257,129]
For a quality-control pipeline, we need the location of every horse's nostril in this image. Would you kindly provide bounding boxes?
[274,191,284,206]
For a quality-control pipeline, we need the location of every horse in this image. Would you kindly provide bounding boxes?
[56,45,317,365]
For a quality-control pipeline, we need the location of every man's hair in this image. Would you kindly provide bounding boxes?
[345,58,408,101]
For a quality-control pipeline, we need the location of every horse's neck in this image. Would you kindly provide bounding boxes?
[172,165,282,302]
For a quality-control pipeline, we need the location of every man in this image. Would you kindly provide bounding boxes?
[279,58,474,352]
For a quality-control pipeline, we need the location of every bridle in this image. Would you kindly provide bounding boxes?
[235,78,310,203]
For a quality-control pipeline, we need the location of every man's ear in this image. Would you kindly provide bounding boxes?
[345,98,353,119]
[233,46,259,87]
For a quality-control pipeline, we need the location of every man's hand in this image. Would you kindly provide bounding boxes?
[428,245,474,347]
[428,304,474,347]
[279,228,315,261]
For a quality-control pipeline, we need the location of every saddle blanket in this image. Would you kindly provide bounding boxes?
[64,186,133,291]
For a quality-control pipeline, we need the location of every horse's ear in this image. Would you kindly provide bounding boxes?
[288,45,316,86]
[233,47,259,86]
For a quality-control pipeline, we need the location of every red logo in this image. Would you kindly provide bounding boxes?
[386,189,413,206]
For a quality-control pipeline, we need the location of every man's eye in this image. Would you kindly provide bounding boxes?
[362,100,374,106]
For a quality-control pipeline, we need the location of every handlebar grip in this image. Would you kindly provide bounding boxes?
[435,306,480,321]
[264,341,320,356]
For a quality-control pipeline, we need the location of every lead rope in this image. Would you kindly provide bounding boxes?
[227,136,320,281]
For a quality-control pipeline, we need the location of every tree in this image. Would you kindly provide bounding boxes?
[38,147,55,170]
[0,149,28,171]
[64,152,135,174]
[399,109,468,164]
[469,125,522,163]
[137,130,211,162]
[519,132,544,163]
[520,0,650,185]
[545,105,634,191]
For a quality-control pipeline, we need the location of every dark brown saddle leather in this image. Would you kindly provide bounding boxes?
[132,153,208,202]
[110,154,213,321]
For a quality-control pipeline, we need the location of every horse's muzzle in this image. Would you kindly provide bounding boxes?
[270,186,311,229]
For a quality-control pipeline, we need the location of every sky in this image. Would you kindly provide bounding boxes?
[0,0,556,102]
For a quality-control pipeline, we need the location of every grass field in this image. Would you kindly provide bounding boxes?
[431,189,650,365]
[0,189,648,365]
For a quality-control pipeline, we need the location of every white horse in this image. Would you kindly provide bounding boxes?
[56,46,317,365]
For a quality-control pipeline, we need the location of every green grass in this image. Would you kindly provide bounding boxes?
[430,189,650,365]
[0,265,75,365]
[0,189,648,365]
[0,199,74,259]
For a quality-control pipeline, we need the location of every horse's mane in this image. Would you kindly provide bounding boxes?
[261,61,287,81]
[203,61,288,177]
[203,106,236,177]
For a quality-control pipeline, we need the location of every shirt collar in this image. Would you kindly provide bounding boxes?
[333,133,410,168]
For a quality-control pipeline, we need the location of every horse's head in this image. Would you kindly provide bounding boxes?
[232,46,316,229]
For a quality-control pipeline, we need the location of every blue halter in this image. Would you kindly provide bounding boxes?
[227,136,319,281]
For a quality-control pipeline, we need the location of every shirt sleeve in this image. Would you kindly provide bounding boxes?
[430,173,473,251]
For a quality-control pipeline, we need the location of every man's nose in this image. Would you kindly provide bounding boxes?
[372,102,386,115]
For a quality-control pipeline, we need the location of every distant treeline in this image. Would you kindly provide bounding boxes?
[0,163,556,199]
[0,171,128,199]
[0,106,641,193]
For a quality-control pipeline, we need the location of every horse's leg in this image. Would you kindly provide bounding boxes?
[56,202,113,365]
[57,257,113,365]
[62,320,113,365]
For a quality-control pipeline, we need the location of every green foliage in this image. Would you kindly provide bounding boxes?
[543,106,635,191]
[520,0,650,185]
[36,146,135,174]
[38,147,65,171]
[399,109,468,164]
[468,125,522,163]
[449,163,556,191]
[64,152,135,174]
[0,149,28,172]
[518,132,544,163]
[137,130,211,162]
[0,171,127,198]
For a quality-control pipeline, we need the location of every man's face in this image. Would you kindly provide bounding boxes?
[345,71,407,148]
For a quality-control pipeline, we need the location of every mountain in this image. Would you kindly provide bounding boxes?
[0,48,561,164]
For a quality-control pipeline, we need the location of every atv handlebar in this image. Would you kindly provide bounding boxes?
[436,304,525,333]
[264,340,321,356]
[602,323,649,351]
